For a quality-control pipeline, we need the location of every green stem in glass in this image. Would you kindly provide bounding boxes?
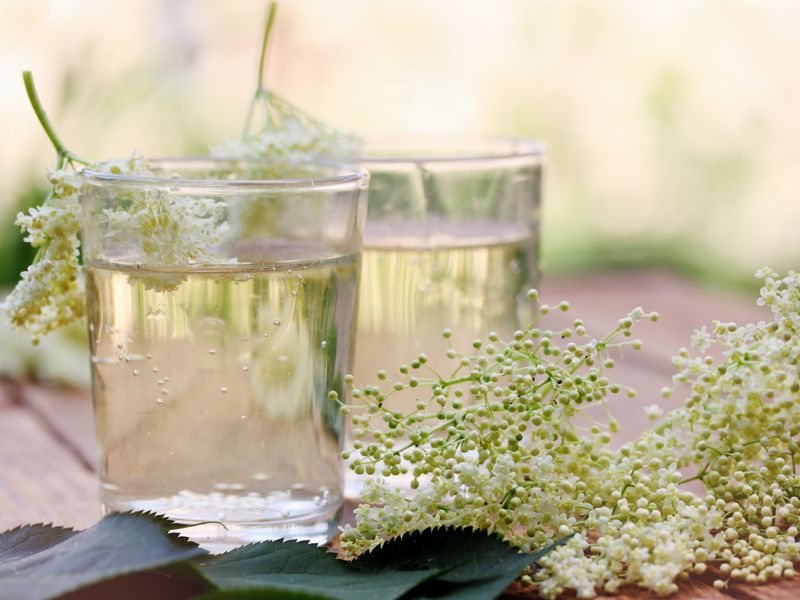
[22,71,88,166]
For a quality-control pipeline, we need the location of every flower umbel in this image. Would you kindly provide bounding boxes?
[339,269,800,598]
[5,74,233,339]
[212,2,361,166]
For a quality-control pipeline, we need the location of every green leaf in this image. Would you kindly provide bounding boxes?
[0,524,78,562]
[352,527,567,600]
[0,512,206,600]
[197,528,564,600]
[195,538,436,600]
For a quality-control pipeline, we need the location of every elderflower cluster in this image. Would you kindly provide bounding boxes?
[339,269,800,598]
[612,267,800,591]
[213,93,361,168]
[211,92,361,242]
[4,167,86,342]
[100,154,231,269]
[5,153,235,339]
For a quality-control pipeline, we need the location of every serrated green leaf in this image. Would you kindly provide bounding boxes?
[195,538,436,600]
[353,527,567,600]
[406,539,568,600]
[0,524,77,562]
[0,512,206,600]
[197,528,565,600]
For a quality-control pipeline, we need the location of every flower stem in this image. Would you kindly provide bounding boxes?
[242,1,278,137]
[256,2,278,96]
[22,71,88,165]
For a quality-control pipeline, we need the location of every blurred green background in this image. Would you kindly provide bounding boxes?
[2,0,798,303]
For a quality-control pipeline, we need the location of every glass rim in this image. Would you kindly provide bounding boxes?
[80,157,369,193]
[356,136,544,165]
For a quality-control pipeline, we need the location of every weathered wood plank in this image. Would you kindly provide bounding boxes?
[0,383,99,530]
[21,383,96,469]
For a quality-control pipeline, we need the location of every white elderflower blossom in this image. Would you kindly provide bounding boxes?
[3,168,84,342]
[100,154,231,267]
[339,269,800,598]
[6,149,235,338]
[214,109,361,166]
[212,4,361,178]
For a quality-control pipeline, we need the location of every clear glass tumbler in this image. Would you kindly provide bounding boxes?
[79,159,368,549]
[348,138,543,493]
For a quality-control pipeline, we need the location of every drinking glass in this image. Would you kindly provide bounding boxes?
[348,138,543,493]
[79,158,368,549]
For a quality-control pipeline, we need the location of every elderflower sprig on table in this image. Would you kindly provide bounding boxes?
[338,269,800,598]
[335,293,658,548]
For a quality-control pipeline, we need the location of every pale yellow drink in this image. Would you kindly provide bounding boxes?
[86,248,359,547]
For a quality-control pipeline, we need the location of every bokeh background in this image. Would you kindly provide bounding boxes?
[0,0,800,285]
[1,0,798,382]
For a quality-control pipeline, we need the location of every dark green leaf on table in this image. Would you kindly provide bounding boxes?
[195,538,435,600]
[0,512,206,600]
[352,526,564,599]
[0,515,561,600]
[0,523,77,562]
[197,527,562,600]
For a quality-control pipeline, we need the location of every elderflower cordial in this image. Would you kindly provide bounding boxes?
[338,270,800,598]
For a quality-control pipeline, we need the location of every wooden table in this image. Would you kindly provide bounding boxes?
[1,271,796,599]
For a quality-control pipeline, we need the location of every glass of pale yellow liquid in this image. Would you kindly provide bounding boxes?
[347,138,543,495]
[79,158,368,550]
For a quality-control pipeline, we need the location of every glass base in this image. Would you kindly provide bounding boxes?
[102,495,342,553]
[170,514,341,553]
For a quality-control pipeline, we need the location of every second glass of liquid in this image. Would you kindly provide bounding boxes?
[347,139,543,495]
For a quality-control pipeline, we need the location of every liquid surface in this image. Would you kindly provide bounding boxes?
[85,248,359,545]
